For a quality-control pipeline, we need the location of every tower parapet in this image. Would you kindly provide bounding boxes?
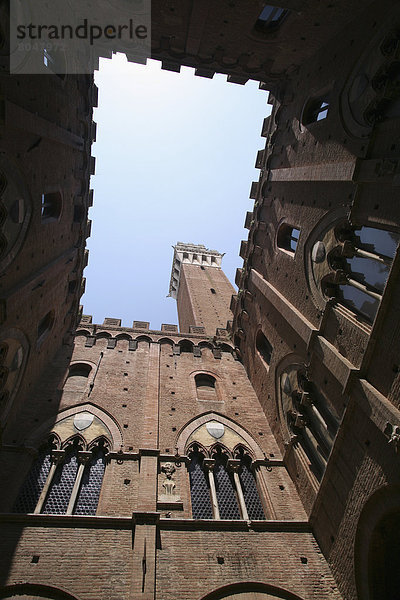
[168,242,223,300]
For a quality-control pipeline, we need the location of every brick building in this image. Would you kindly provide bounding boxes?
[0,1,400,599]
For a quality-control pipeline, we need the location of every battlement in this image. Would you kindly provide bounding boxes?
[168,242,224,299]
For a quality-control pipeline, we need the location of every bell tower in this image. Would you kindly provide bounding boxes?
[168,242,235,335]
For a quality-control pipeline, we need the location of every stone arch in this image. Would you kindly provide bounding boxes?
[220,343,235,354]
[135,335,152,344]
[178,339,194,352]
[198,341,214,349]
[95,331,111,339]
[275,353,339,485]
[25,402,123,452]
[189,369,225,402]
[75,329,90,338]
[62,361,95,394]
[0,155,32,273]
[61,432,86,450]
[0,583,80,600]
[355,484,400,600]
[158,337,174,346]
[115,333,133,341]
[304,207,350,311]
[274,353,306,444]
[0,327,29,423]
[199,582,305,600]
[176,412,264,460]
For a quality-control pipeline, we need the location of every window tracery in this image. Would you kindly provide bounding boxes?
[187,442,265,520]
[13,433,109,515]
[279,366,339,482]
[311,223,399,323]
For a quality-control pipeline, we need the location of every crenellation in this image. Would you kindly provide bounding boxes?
[1,2,400,599]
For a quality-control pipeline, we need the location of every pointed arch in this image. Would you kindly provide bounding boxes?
[176,412,264,460]
[25,402,123,452]
[61,433,86,450]
[210,442,232,459]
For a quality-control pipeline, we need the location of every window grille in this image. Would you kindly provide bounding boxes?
[188,449,213,519]
[13,445,52,513]
[238,454,265,520]
[74,447,106,515]
[42,445,79,514]
[13,436,108,516]
[188,443,265,520]
[213,451,241,520]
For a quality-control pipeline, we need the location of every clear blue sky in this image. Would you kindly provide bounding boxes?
[81,54,270,329]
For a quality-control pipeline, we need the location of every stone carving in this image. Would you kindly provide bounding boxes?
[206,421,225,439]
[74,412,94,431]
[161,462,176,496]
[385,422,400,453]
[312,241,326,263]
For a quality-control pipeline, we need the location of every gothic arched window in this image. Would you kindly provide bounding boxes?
[187,443,265,520]
[317,225,400,324]
[74,441,107,515]
[280,367,339,482]
[188,446,213,519]
[13,437,56,514]
[13,436,108,515]
[236,448,265,520]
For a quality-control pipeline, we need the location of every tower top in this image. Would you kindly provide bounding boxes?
[168,242,224,299]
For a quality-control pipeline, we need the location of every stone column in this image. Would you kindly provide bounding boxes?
[66,450,92,515]
[203,458,219,519]
[227,458,248,520]
[34,449,65,514]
